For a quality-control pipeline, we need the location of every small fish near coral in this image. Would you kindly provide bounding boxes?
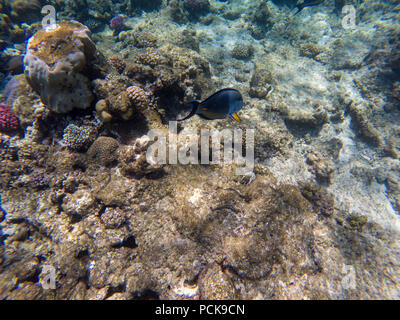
[178,88,243,122]
[294,0,325,15]
[0,104,19,132]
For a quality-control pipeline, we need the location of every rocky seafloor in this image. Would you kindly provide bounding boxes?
[0,0,399,299]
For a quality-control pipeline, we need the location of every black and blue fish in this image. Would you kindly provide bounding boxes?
[179,88,243,122]
[294,0,325,15]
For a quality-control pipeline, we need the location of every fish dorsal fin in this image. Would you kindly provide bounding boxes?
[177,100,200,121]
[200,88,239,105]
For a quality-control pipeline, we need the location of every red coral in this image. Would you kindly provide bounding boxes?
[0,104,19,131]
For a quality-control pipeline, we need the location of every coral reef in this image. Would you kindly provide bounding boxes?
[107,56,126,74]
[2,75,48,128]
[0,0,399,301]
[94,44,212,123]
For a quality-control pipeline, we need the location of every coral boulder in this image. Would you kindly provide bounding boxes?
[23,21,102,113]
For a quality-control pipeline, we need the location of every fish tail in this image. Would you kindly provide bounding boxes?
[177,100,200,121]
[294,4,304,16]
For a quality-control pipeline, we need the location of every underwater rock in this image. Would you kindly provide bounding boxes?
[301,183,334,217]
[61,187,97,218]
[129,0,163,12]
[24,21,103,113]
[330,38,365,70]
[347,102,383,148]
[174,28,200,52]
[306,150,335,184]
[100,207,127,229]
[254,122,294,160]
[300,43,322,59]
[247,1,274,39]
[168,0,189,24]
[198,263,236,299]
[118,135,163,178]
[87,136,120,166]
[249,66,274,99]
[222,10,241,21]
[183,0,211,19]
[283,104,329,131]
[120,29,158,49]
[62,124,97,151]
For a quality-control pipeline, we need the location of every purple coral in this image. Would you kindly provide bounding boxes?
[0,104,19,131]
[109,16,124,31]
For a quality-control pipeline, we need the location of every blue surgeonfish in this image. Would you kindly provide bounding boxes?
[178,88,243,122]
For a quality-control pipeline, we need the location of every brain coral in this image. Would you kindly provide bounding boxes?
[24,21,97,113]
[126,85,149,110]
[87,136,119,166]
